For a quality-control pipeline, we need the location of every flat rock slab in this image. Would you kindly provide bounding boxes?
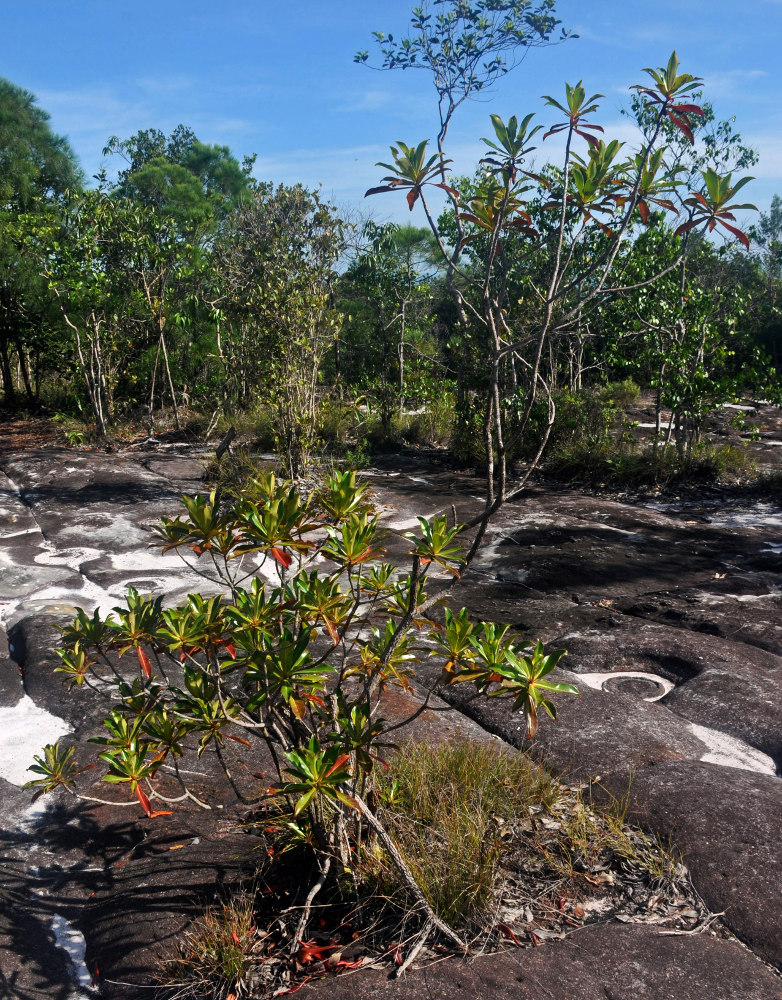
[438,666,709,783]
[0,447,221,631]
[548,613,782,769]
[604,760,782,969]
[4,443,782,993]
[83,830,262,998]
[305,924,782,1000]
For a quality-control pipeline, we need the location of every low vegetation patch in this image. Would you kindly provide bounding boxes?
[158,739,708,1000]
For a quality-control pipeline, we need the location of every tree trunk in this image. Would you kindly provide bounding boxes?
[0,332,16,408]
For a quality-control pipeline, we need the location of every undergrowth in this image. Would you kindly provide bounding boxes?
[158,740,698,1000]
[545,439,758,488]
[370,740,558,926]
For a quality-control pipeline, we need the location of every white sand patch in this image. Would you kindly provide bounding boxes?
[648,500,782,531]
[0,526,39,540]
[383,512,442,532]
[704,503,782,530]
[107,548,193,572]
[689,723,777,776]
[721,403,756,412]
[57,517,150,547]
[22,793,57,827]
[35,543,103,568]
[0,696,72,786]
[696,589,781,605]
[51,913,95,992]
[576,670,674,702]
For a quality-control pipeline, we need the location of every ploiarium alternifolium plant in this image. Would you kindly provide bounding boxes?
[363,51,755,506]
[26,469,576,953]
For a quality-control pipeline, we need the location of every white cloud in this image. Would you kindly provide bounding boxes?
[335,89,395,113]
[701,68,769,99]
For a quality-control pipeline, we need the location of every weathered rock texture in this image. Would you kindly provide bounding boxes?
[1,435,782,997]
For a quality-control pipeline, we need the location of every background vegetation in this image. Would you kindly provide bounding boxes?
[1,26,779,483]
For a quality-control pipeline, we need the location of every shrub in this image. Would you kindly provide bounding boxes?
[26,470,576,973]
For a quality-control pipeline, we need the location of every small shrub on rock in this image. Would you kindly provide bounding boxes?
[26,469,576,980]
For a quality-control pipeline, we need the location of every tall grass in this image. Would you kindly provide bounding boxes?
[370,740,558,925]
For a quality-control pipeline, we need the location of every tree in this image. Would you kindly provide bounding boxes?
[752,194,782,304]
[338,222,441,428]
[356,1,573,149]
[600,93,760,453]
[358,1,575,412]
[212,183,344,475]
[24,190,203,434]
[0,77,82,212]
[366,53,755,517]
[600,226,766,457]
[0,77,82,408]
[103,126,255,237]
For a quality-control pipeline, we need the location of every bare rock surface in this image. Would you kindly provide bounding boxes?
[603,760,782,969]
[305,923,782,1000]
[83,829,262,998]
[2,439,782,994]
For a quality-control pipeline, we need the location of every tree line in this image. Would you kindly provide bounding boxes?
[1,7,781,481]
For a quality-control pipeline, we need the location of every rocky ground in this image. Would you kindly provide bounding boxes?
[2,407,782,999]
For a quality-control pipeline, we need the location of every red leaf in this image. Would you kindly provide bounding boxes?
[717,218,751,249]
[271,547,292,568]
[543,124,566,141]
[672,103,704,116]
[364,185,398,198]
[224,732,252,749]
[231,930,241,946]
[324,619,339,645]
[392,944,403,966]
[674,219,699,238]
[406,186,421,211]
[297,939,341,965]
[667,112,694,144]
[135,783,153,816]
[497,923,524,946]
[279,975,313,994]
[224,643,237,659]
[435,182,460,199]
[324,754,350,779]
[638,200,650,225]
[137,647,152,679]
[575,127,600,148]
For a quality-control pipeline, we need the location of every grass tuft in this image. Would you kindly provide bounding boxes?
[160,892,255,1000]
[368,740,558,926]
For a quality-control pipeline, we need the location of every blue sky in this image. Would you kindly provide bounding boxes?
[2,0,780,229]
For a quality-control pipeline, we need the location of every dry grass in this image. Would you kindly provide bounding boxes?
[367,740,559,926]
[159,892,256,1000]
